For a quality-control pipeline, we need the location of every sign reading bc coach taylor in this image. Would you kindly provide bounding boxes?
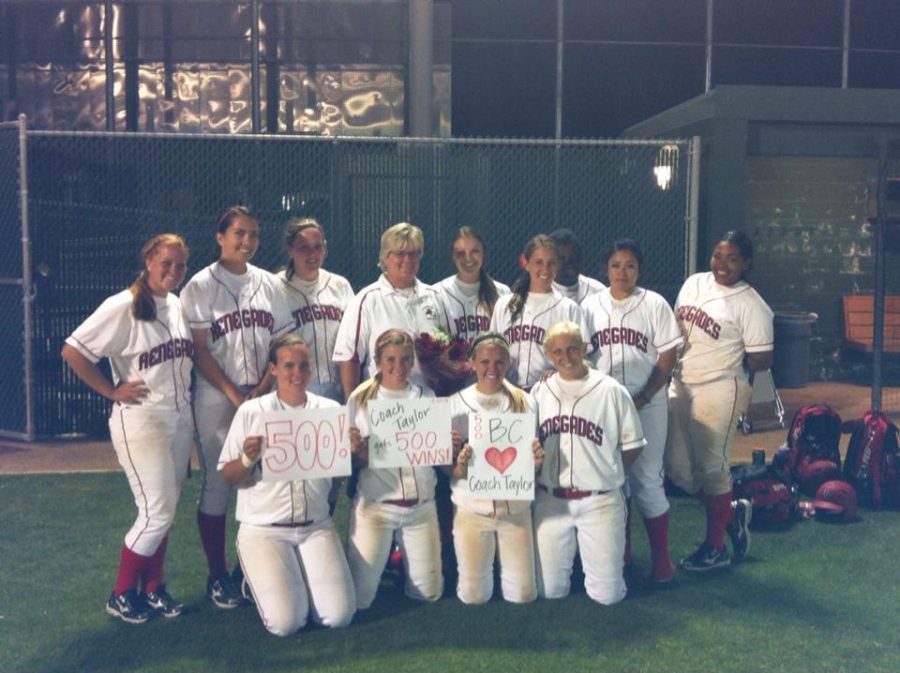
[368,398,453,468]
[468,412,535,500]
[255,407,352,481]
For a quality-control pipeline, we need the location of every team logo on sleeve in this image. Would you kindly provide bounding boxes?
[676,305,721,339]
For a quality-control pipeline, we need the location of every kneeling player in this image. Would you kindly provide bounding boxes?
[531,321,645,605]
[219,333,356,636]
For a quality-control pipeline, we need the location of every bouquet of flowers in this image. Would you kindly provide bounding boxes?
[414,326,473,396]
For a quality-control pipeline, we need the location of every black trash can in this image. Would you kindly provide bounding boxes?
[772,311,818,388]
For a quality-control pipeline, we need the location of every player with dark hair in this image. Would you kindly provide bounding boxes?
[666,230,773,572]
[62,234,193,623]
[218,333,356,636]
[447,332,544,604]
[584,238,682,583]
[275,216,354,402]
[181,205,293,608]
[435,226,510,345]
[489,235,586,391]
[531,321,645,605]
[548,228,605,306]
[345,329,443,609]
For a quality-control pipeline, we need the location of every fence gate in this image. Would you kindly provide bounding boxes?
[0,116,32,440]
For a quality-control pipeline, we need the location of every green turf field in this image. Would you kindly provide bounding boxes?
[1,472,898,673]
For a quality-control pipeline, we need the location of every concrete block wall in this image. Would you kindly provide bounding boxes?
[744,155,900,381]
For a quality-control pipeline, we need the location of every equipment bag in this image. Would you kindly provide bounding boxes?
[784,404,842,480]
[842,411,900,509]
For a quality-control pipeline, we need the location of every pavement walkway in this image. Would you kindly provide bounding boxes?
[0,382,880,475]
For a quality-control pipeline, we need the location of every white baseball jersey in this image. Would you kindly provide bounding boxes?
[348,383,437,503]
[65,289,193,411]
[333,275,450,382]
[584,287,683,401]
[673,272,774,385]
[531,369,645,492]
[218,390,338,526]
[489,291,587,389]
[275,269,354,399]
[434,275,511,345]
[552,275,605,306]
[448,384,536,516]
[181,262,293,389]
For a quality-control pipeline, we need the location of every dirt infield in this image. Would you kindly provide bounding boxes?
[0,382,877,475]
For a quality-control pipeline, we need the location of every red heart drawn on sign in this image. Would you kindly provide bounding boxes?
[485,446,517,474]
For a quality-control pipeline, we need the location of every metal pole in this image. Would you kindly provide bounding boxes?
[555,0,564,140]
[687,136,702,276]
[872,136,888,412]
[705,0,713,92]
[103,0,116,131]
[842,0,850,89]
[251,0,262,133]
[408,0,434,137]
[18,113,34,441]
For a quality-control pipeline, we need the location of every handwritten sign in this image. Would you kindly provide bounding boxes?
[368,398,452,468]
[467,412,535,500]
[255,407,352,482]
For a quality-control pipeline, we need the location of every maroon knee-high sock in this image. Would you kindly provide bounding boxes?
[197,511,228,577]
[643,512,675,581]
[142,535,169,594]
[623,498,634,567]
[705,491,733,550]
[114,544,150,596]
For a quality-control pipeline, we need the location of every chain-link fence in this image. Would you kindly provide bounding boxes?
[2,120,695,439]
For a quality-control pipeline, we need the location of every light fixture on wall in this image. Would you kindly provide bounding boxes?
[653,144,679,190]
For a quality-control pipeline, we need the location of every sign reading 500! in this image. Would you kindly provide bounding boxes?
[367,398,452,468]
[255,407,352,482]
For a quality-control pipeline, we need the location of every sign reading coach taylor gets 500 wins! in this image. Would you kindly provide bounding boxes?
[367,398,453,468]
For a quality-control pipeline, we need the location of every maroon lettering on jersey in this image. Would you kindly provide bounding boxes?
[539,414,604,445]
[139,338,195,371]
[676,305,722,340]
[590,327,649,353]
[453,314,490,338]
[292,304,344,328]
[503,324,546,346]
[211,309,275,343]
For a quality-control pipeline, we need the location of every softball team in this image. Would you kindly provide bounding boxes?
[63,217,772,627]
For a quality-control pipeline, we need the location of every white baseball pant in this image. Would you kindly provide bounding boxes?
[534,488,627,606]
[194,385,241,516]
[109,405,193,556]
[626,400,670,519]
[347,498,443,609]
[665,376,751,496]
[453,506,536,604]
[236,520,356,636]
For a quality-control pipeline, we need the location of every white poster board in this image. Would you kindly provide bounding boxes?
[367,398,453,468]
[255,407,352,482]
[467,411,536,500]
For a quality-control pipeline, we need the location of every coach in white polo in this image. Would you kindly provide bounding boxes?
[333,222,449,399]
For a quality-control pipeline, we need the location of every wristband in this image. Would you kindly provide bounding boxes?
[240,451,256,469]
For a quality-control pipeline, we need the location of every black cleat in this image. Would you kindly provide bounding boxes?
[145,585,184,618]
[679,543,731,573]
[106,589,151,624]
[727,498,752,561]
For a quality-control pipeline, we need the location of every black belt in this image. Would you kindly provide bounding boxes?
[382,498,419,508]
[270,520,314,528]
[539,485,608,500]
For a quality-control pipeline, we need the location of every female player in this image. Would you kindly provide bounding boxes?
[583,239,682,584]
[530,321,645,605]
[434,226,510,345]
[62,234,193,624]
[489,235,585,391]
[345,329,443,609]
[447,332,544,604]
[181,205,292,608]
[333,222,449,400]
[665,230,774,572]
[218,333,356,636]
[275,217,354,402]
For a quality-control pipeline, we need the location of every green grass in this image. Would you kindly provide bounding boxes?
[2,473,899,673]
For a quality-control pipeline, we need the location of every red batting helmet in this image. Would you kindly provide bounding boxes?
[814,480,859,522]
